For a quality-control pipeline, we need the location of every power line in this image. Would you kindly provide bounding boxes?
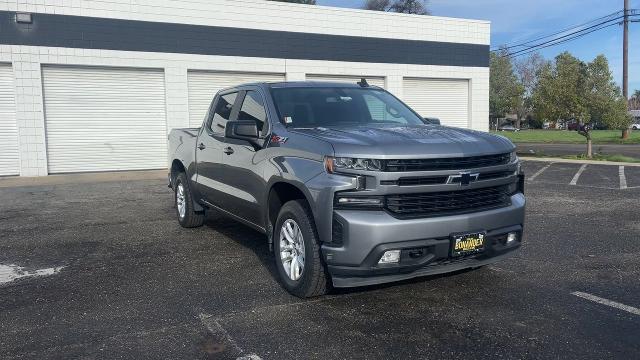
[495,10,623,51]
[500,12,639,58]
[502,15,625,56]
[506,22,621,58]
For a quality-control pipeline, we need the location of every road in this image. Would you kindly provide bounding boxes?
[516,142,640,158]
[0,162,639,359]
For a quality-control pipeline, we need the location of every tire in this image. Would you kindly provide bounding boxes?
[273,200,330,298]
[174,172,205,228]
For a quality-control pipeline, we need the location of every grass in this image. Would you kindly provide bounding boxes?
[520,153,640,163]
[491,130,640,144]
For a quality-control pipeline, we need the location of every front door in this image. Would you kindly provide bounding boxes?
[218,89,270,227]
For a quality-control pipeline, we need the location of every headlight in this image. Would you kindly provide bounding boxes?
[325,156,383,173]
[510,151,518,163]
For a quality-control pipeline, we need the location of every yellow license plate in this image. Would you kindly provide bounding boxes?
[452,233,485,257]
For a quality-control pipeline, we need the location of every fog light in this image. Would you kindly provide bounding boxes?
[506,232,518,244]
[378,250,400,264]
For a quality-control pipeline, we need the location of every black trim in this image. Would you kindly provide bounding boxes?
[0,11,489,67]
[326,225,522,287]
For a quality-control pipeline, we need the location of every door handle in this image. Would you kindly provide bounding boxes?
[223,147,234,155]
[198,143,206,150]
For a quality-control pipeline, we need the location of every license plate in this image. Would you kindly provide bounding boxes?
[451,232,485,257]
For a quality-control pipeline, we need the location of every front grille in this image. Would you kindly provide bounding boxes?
[381,176,448,186]
[385,185,512,218]
[384,153,510,172]
[397,176,449,186]
[477,170,514,181]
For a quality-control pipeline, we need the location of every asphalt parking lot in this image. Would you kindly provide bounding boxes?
[1,160,639,359]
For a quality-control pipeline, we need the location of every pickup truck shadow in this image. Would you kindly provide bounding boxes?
[202,211,281,281]
[202,211,481,296]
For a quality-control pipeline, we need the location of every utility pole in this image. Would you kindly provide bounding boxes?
[623,0,630,138]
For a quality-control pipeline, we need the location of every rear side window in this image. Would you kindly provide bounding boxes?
[238,90,268,136]
[209,92,238,134]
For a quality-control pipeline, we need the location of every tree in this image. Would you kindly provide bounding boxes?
[532,52,592,154]
[630,90,640,110]
[489,50,524,127]
[364,0,391,11]
[268,0,316,4]
[586,55,631,135]
[514,52,546,128]
[364,0,430,15]
[532,53,630,157]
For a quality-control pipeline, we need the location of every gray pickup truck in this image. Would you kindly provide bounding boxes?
[168,81,525,298]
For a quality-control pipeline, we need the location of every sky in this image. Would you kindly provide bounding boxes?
[316,0,640,93]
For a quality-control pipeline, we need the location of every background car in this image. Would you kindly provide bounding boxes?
[497,124,520,132]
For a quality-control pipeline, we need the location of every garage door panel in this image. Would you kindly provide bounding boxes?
[0,64,19,176]
[188,71,284,128]
[42,66,167,173]
[402,78,469,128]
[306,75,385,88]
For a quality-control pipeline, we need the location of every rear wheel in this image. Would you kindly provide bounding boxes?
[174,172,205,228]
[274,200,329,298]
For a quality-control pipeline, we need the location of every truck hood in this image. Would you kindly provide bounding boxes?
[291,124,515,158]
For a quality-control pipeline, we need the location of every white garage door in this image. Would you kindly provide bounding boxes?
[402,78,469,128]
[0,64,19,176]
[306,75,385,88]
[42,66,167,173]
[188,71,284,128]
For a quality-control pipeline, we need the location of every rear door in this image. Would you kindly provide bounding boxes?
[217,88,270,227]
[195,91,240,207]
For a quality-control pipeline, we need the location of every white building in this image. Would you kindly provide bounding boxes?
[0,0,490,176]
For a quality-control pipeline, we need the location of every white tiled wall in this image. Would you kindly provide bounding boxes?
[2,0,490,45]
[0,1,490,176]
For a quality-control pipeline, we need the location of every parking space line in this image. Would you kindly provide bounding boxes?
[199,313,263,360]
[569,164,588,185]
[571,291,640,316]
[528,162,554,181]
[619,166,627,189]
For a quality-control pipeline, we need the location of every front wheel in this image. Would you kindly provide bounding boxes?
[274,200,330,298]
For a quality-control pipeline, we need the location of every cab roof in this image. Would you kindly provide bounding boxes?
[266,81,378,89]
[220,80,384,95]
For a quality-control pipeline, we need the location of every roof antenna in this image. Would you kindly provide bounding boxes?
[357,78,369,87]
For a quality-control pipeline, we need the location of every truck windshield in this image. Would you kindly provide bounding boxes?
[271,87,424,128]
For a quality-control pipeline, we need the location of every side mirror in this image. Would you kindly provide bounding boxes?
[225,120,259,141]
[423,117,441,125]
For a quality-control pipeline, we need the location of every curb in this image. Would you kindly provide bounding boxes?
[520,156,640,167]
[0,169,167,188]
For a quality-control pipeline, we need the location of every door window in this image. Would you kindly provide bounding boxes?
[209,92,238,134]
[238,90,268,136]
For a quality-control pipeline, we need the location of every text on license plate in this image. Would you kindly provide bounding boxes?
[452,233,485,256]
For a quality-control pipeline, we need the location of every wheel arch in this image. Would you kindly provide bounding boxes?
[170,159,187,188]
[265,179,317,250]
[171,159,204,213]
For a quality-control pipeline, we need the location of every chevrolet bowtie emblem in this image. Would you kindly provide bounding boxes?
[447,172,479,186]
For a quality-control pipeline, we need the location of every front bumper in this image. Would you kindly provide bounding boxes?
[321,193,525,288]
